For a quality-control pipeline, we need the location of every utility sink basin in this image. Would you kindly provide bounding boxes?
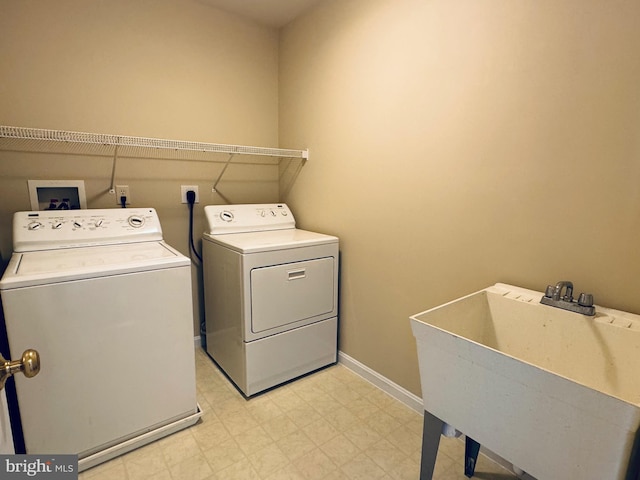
[411,283,640,480]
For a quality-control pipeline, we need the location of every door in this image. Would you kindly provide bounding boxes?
[250,257,335,333]
[1,390,13,454]
[0,348,40,454]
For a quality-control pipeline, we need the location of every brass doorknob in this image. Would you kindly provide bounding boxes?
[0,349,41,390]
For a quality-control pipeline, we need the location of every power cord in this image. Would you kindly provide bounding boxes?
[120,196,127,208]
[186,190,205,343]
[187,190,202,263]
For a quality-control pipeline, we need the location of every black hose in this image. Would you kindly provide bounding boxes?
[187,190,202,263]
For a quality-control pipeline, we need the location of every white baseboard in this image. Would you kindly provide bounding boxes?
[337,351,423,414]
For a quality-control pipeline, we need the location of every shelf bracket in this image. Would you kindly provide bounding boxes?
[280,157,305,200]
[212,153,235,194]
[108,142,120,194]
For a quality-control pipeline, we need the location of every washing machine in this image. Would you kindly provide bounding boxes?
[203,203,339,396]
[0,208,200,471]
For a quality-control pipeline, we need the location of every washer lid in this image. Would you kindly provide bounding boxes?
[0,241,189,289]
[203,228,338,254]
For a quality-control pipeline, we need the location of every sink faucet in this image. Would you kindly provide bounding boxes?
[541,280,595,316]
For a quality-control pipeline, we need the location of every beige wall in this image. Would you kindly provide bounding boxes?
[3,0,640,399]
[280,0,640,394]
[0,0,282,333]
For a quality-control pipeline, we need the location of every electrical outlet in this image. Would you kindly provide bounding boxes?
[181,185,199,204]
[115,185,131,205]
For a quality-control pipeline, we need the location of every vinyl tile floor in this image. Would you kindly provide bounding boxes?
[79,348,519,480]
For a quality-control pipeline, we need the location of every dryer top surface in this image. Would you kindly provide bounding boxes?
[203,228,338,254]
[204,204,295,235]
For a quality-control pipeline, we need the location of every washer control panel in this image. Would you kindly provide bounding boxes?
[13,208,163,252]
[204,204,295,234]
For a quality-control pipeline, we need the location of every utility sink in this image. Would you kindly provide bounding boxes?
[410,283,640,480]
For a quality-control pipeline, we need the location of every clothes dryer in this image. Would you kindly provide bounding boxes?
[0,208,200,471]
[203,204,338,396]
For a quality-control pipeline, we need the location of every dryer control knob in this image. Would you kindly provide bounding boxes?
[28,221,43,231]
[220,211,234,222]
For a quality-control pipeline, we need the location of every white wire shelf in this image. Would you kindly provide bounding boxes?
[0,125,308,199]
[0,125,308,160]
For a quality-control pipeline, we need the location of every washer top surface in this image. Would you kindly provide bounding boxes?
[204,228,338,254]
[2,208,188,289]
[0,241,188,289]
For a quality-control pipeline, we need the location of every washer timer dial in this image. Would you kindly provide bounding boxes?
[28,221,43,231]
[127,215,145,228]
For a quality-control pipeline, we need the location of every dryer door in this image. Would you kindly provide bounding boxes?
[250,257,335,333]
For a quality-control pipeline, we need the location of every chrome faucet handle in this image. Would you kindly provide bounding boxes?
[578,293,594,307]
[544,285,555,298]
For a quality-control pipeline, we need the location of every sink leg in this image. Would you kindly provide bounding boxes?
[420,410,444,480]
[464,436,481,478]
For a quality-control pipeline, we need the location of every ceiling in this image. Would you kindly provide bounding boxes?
[197,0,324,28]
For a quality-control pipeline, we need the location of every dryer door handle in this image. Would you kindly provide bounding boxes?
[288,269,306,281]
[0,349,40,390]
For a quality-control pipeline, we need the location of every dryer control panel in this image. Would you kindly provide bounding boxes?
[12,208,163,252]
[204,204,296,234]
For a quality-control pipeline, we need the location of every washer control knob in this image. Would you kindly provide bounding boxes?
[73,221,83,229]
[52,222,63,230]
[95,219,104,227]
[128,215,145,228]
[220,211,234,222]
[270,210,277,217]
[27,221,43,231]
